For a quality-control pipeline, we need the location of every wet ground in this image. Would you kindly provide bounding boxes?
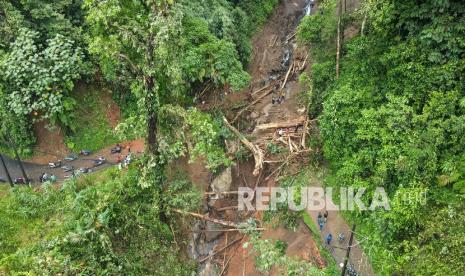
[0,139,144,185]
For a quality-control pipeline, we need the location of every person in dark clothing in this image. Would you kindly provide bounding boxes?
[323,210,328,222]
[317,212,324,230]
[326,233,333,245]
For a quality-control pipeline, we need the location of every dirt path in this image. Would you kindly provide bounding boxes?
[306,171,375,275]
[219,0,376,275]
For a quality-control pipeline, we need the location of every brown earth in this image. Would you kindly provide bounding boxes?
[26,82,121,164]
[197,0,330,275]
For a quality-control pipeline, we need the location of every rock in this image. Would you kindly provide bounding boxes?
[198,261,219,276]
[204,221,224,242]
[197,235,218,256]
[297,107,306,115]
[250,111,260,119]
[210,167,232,197]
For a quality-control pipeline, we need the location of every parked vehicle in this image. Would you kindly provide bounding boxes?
[61,165,74,172]
[0,177,6,183]
[111,145,122,154]
[49,161,62,168]
[80,150,92,156]
[14,177,25,184]
[64,153,78,161]
[93,157,106,167]
[79,168,92,174]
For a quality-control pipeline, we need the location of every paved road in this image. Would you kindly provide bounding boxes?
[0,151,120,185]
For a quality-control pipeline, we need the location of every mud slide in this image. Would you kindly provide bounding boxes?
[209,0,375,275]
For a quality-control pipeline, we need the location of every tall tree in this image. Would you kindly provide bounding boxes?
[85,0,249,157]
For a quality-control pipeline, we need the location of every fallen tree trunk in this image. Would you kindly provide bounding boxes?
[205,191,241,195]
[199,237,243,263]
[254,116,306,131]
[232,89,273,123]
[223,117,264,176]
[281,62,294,90]
[173,209,240,228]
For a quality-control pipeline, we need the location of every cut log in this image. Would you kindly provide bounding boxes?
[173,209,240,228]
[218,205,239,212]
[255,116,306,131]
[301,116,309,149]
[232,89,273,123]
[205,191,241,195]
[251,83,271,96]
[299,54,308,71]
[223,117,264,176]
[281,63,294,90]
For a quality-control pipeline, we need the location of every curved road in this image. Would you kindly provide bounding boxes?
[0,141,143,185]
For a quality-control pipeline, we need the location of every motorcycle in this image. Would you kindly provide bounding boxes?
[14,177,25,184]
[49,161,62,168]
[80,150,92,156]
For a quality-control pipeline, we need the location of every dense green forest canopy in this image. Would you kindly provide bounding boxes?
[298,0,465,274]
[1,0,465,275]
[0,0,277,155]
[0,0,280,274]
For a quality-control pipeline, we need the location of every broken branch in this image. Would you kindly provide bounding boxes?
[173,209,240,228]
[223,117,264,176]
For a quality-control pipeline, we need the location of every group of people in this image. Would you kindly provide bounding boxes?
[114,144,132,169]
[271,81,286,105]
[318,211,346,246]
[317,210,329,230]
[39,173,56,183]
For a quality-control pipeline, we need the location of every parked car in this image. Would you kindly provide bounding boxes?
[79,168,92,174]
[49,161,62,168]
[64,153,78,161]
[110,145,122,154]
[61,165,74,172]
[0,177,6,183]
[93,157,106,167]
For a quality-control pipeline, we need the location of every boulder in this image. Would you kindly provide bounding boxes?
[210,167,232,197]
[204,221,224,242]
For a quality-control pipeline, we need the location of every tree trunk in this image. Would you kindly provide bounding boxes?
[146,77,159,156]
[361,13,367,36]
[0,154,14,187]
[336,0,343,78]
[11,143,29,184]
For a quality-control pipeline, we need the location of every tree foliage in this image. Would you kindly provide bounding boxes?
[0,166,200,275]
[298,0,465,274]
[2,29,83,124]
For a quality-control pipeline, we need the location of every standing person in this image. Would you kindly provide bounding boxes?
[50,174,57,183]
[317,212,324,230]
[323,210,328,223]
[326,233,333,245]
